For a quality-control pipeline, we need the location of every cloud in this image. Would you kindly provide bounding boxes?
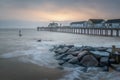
[0,0,120,28]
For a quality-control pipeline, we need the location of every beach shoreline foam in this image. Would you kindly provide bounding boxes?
[1,40,120,80]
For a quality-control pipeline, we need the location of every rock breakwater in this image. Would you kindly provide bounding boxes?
[50,45,120,71]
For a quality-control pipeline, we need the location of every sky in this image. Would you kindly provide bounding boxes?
[0,0,120,28]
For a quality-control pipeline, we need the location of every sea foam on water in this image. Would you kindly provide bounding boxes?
[1,41,120,80]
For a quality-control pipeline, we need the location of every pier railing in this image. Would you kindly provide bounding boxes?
[37,27,120,37]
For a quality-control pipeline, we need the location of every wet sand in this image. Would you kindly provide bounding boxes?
[0,58,65,80]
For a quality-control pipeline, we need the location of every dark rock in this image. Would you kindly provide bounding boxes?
[56,66,64,70]
[111,64,120,72]
[54,48,62,53]
[62,55,74,61]
[37,39,42,42]
[54,45,66,52]
[67,47,81,53]
[68,57,79,64]
[90,51,110,57]
[77,50,89,61]
[71,51,81,56]
[109,58,116,64]
[96,47,108,51]
[60,47,69,53]
[103,66,109,71]
[52,45,120,71]
[82,46,95,51]
[58,45,66,49]
[100,57,109,67]
[55,54,68,60]
[80,55,99,67]
[62,62,79,68]
[54,47,69,54]
[58,60,66,65]
[106,48,112,53]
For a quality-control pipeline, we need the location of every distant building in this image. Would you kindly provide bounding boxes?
[87,19,105,28]
[105,19,120,28]
[48,22,58,27]
[70,21,88,28]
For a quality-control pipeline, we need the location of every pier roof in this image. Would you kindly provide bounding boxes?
[70,21,87,25]
[106,19,120,23]
[89,19,104,24]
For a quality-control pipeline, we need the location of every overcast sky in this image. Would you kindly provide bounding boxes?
[0,0,120,28]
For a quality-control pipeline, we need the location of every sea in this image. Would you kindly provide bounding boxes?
[0,28,120,80]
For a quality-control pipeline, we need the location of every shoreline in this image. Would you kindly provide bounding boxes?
[0,58,66,80]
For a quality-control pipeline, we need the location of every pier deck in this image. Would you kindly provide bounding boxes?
[37,27,120,37]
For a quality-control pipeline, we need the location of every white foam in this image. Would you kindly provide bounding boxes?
[1,41,120,80]
[60,66,120,80]
[0,41,61,68]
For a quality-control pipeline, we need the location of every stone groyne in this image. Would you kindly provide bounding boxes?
[50,45,120,71]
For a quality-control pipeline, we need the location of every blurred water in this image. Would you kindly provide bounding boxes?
[0,28,120,54]
[0,29,120,80]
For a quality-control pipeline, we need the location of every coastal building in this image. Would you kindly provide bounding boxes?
[87,19,105,28]
[70,21,88,28]
[48,22,58,27]
[105,19,120,28]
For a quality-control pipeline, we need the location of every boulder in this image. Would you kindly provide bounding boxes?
[71,51,81,56]
[100,57,109,63]
[82,46,95,51]
[58,45,66,49]
[96,47,108,51]
[100,57,109,66]
[60,47,69,53]
[62,62,79,68]
[106,48,112,53]
[80,55,99,67]
[54,48,62,53]
[77,50,89,61]
[58,60,66,65]
[68,57,79,64]
[111,64,120,72]
[55,53,68,60]
[62,55,74,61]
[109,58,116,64]
[90,51,110,57]
[67,47,80,53]
[102,66,109,71]
[54,47,69,54]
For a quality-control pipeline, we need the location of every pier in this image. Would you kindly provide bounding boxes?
[37,27,120,37]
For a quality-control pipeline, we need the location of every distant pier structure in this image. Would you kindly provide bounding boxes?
[37,19,120,37]
[37,27,120,37]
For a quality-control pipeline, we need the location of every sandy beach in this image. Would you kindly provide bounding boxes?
[0,58,65,80]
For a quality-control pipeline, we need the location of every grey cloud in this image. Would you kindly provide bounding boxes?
[0,0,120,11]
[0,0,120,28]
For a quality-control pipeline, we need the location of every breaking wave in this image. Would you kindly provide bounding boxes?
[0,41,62,68]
